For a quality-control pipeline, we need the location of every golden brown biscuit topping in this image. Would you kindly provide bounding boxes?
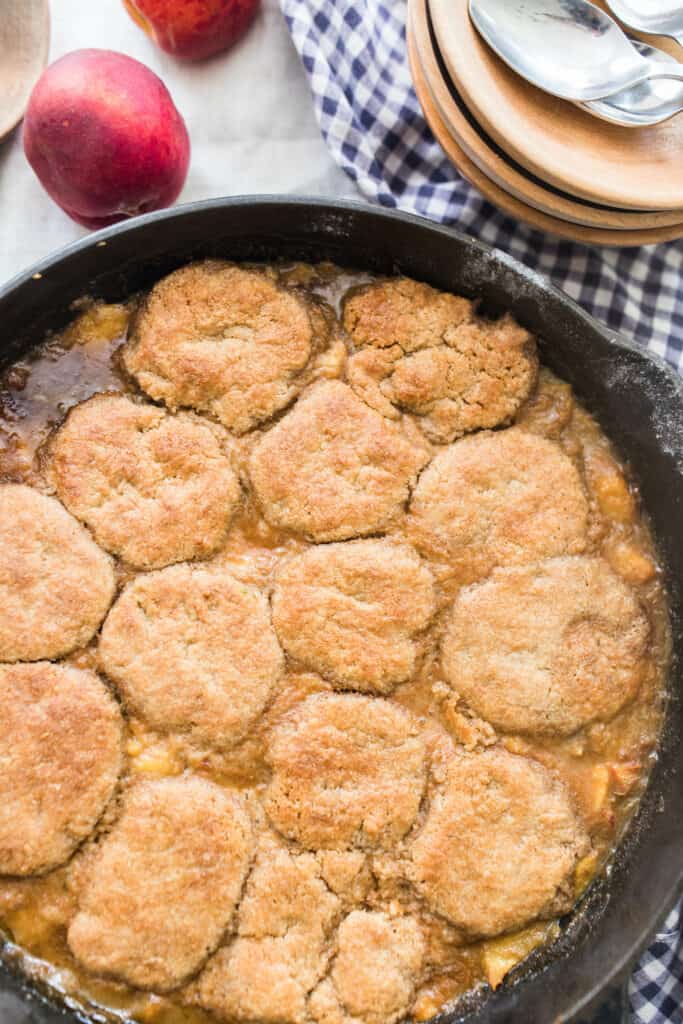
[0,484,115,661]
[309,911,426,1024]
[123,261,315,434]
[0,662,123,876]
[0,264,668,1024]
[196,837,341,1024]
[67,776,254,992]
[99,563,284,749]
[48,393,241,569]
[265,693,427,850]
[344,278,537,442]
[407,426,589,583]
[408,748,589,937]
[249,381,429,541]
[442,556,650,736]
[272,539,436,693]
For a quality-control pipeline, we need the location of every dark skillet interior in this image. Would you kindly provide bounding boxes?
[0,198,681,1024]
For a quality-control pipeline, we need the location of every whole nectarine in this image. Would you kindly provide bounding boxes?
[23,49,190,229]
[124,0,260,61]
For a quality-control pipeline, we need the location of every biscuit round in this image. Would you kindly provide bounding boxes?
[0,484,115,662]
[309,911,425,1024]
[442,556,650,736]
[409,748,589,937]
[407,427,589,583]
[99,564,283,749]
[123,261,314,434]
[265,693,427,850]
[197,838,341,1024]
[272,539,436,693]
[249,381,428,542]
[49,394,241,570]
[67,776,254,992]
[344,278,537,443]
[344,278,473,354]
[0,663,123,876]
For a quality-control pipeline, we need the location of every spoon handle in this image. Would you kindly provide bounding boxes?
[645,63,683,83]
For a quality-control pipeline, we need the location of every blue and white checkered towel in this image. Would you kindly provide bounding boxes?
[280,1,683,1020]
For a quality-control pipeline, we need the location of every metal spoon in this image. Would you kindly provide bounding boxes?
[583,38,683,124]
[468,0,683,101]
[605,0,683,47]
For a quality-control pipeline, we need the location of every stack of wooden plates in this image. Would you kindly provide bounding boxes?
[407,0,683,244]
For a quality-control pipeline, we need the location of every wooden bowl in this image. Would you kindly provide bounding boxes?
[429,0,683,211]
[0,0,50,143]
[411,0,683,231]
[407,9,683,245]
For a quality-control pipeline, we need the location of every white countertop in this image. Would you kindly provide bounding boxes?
[0,0,358,286]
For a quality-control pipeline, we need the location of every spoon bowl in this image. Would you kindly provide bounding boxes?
[583,38,683,125]
[605,0,683,46]
[0,0,50,144]
[468,0,683,101]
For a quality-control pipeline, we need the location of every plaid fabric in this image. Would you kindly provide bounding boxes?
[280,1,683,1021]
[630,906,683,1024]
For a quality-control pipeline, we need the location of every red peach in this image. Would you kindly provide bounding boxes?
[123,0,260,61]
[23,49,190,230]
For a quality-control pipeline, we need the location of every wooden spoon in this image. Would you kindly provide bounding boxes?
[0,0,50,143]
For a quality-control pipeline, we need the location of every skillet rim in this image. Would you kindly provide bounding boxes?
[0,194,680,394]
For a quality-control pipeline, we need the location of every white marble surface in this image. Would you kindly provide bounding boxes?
[0,0,358,286]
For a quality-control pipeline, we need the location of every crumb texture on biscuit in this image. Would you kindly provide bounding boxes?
[265,693,427,851]
[123,262,315,434]
[344,278,537,443]
[272,539,436,693]
[316,851,373,907]
[49,394,241,570]
[67,776,254,992]
[409,748,590,937]
[0,484,115,662]
[0,662,123,876]
[442,557,650,735]
[249,381,429,542]
[309,911,425,1024]
[408,427,589,583]
[99,564,283,749]
[196,837,341,1023]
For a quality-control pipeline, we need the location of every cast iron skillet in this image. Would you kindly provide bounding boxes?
[0,198,680,1024]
